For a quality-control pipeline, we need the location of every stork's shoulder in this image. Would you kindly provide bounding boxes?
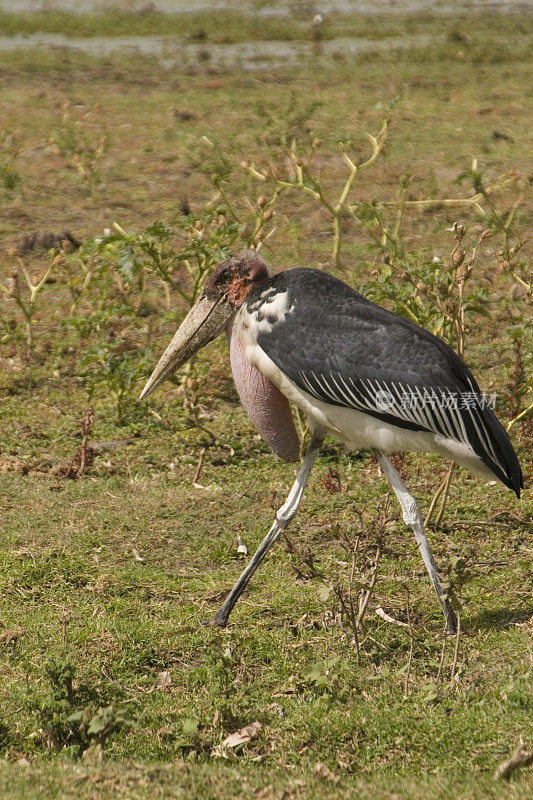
[243,267,373,325]
[247,267,372,307]
[243,267,478,392]
[244,266,442,351]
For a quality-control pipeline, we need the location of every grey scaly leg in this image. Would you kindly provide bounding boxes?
[375,451,457,634]
[207,431,324,628]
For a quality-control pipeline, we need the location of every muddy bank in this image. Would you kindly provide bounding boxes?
[0,30,440,70]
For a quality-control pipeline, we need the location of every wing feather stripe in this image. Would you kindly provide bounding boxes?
[397,382,426,428]
[442,406,463,444]
[342,374,364,408]
[295,367,499,468]
[413,386,439,436]
[394,383,423,427]
[299,372,316,396]
[411,385,434,430]
[481,412,500,463]
[450,409,468,444]
[317,372,342,404]
[464,379,501,460]
[329,373,358,408]
[473,407,498,461]
[465,406,494,462]
[468,406,499,464]
[357,377,378,408]
[396,385,424,427]
[338,375,362,408]
[431,392,459,442]
[386,383,411,424]
[447,395,469,445]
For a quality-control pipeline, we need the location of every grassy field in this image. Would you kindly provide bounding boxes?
[0,6,532,799]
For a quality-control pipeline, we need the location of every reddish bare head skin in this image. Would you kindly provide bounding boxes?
[228,322,300,463]
[204,251,271,307]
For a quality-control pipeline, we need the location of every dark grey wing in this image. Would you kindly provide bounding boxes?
[246,269,522,496]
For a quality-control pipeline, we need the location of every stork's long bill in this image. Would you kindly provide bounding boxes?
[139,293,233,400]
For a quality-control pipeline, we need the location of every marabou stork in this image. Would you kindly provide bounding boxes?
[141,251,523,634]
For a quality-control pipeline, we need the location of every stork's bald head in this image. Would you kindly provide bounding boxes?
[204,250,271,307]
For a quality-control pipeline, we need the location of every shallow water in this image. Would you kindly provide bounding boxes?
[0,30,439,70]
[0,0,531,16]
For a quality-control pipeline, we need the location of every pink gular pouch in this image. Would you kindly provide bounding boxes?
[227,322,300,463]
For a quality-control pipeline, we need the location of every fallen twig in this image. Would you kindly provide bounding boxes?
[147,407,171,429]
[356,543,381,627]
[60,407,94,479]
[434,464,454,526]
[193,447,206,486]
[494,743,533,780]
[375,606,409,627]
[77,406,94,477]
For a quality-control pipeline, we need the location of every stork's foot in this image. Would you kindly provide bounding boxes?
[443,602,458,635]
[202,612,229,628]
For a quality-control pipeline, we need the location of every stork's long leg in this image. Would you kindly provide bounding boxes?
[375,451,458,634]
[207,431,325,628]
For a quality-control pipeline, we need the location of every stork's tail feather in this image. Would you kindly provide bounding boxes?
[474,405,523,498]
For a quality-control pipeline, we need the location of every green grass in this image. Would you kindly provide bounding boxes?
[0,9,302,41]
[0,9,524,43]
[0,7,532,799]
[0,447,531,794]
